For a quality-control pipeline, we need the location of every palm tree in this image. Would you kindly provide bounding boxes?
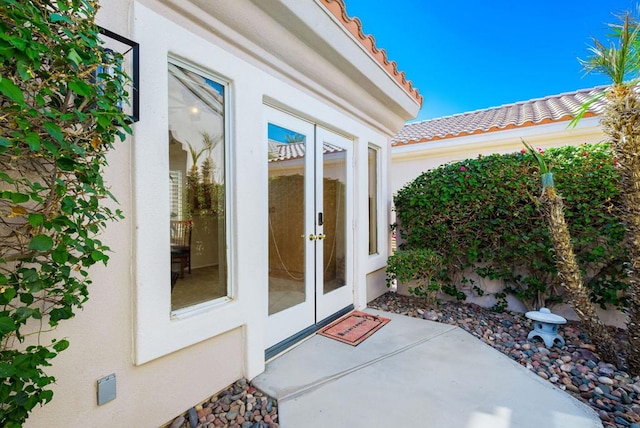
[524,142,619,365]
[579,11,640,374]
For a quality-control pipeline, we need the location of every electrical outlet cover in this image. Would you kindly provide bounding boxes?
[97,373,116,405]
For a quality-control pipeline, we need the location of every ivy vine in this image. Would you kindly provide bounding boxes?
[0,0,131,425]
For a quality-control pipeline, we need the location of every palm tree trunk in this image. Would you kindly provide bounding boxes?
[540,185,619,365]
[601,86,640,374]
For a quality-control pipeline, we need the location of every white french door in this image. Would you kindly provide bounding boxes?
[266,107,353,349]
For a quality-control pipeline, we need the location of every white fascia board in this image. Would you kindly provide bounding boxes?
[157,0,419,133]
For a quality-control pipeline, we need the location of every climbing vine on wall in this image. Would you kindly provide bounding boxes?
[0,1,131,425]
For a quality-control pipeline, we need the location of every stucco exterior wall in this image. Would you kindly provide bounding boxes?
[366,268,388,302]
[23,0,418,426]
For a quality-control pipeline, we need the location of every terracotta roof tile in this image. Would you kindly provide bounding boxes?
[392,86,609,146]
[268,140,344,162]
[319,0,423,106]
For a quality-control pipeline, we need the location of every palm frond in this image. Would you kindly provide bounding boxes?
[568,90,606,129]
[201,131,222,156]
[579,11,640,84]
[187,142,203,165]
[522,139,549,174]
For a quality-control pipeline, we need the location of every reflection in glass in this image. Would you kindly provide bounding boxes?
[323,145,346,295]
[267,124,307,315]
[368,146,378,255]
[168,62,227,310]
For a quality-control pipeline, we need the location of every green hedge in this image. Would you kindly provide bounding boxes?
[391,143,628,310]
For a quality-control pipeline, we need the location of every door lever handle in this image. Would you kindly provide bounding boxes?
[308,234,317,241]
[317,234,326,240]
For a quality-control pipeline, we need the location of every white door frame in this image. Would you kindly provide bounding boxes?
[265,107,353,349]
[315,127,353,321]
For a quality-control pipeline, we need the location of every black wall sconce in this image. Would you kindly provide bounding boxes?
[98,26,140,123]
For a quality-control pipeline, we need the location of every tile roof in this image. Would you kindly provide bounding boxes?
[319,0,423,106]
[268,140,344,162]
[392,85,609,146]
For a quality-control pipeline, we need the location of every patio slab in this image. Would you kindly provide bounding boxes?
[252,309,602,428]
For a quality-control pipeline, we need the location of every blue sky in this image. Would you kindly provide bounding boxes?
[344,0,637,121]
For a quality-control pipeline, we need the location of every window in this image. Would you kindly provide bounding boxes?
[167,60,228,310]
[368,146,378,255]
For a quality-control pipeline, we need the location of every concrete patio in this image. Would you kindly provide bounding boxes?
[252,309,602,428]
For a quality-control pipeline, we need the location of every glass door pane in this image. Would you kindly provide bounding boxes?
[322,144,347,295]
[267,123,307,315]
[315,127,353,322]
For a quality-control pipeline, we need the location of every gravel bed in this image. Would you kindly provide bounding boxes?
[166,378,278,428]
[369,292,640,428]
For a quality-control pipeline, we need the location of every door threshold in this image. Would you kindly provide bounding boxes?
[265,304,353,361]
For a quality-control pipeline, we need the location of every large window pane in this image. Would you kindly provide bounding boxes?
[168,61,227,310]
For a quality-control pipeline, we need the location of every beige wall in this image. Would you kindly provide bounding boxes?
[366,268,388,302]
[26,4,243,426]
[23,0,418,425]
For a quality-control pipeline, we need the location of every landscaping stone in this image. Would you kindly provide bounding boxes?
[169,416,186,428]
[165,379,278,428]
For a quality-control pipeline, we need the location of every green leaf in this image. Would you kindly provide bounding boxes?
[43,122,64,143]
[51,248,69,264]
[0,316,17,335]
[91,251,106,262]
[40,389,54,404]
[56,157,75,171]
[2,192,29,203]
[52,339,69,352]
[67,48,82,67]
[0,362,16,377]
[16,61,32,80]
[1,287,16,302]
[28,213,44,227]
[9,36,26,51]
[49,13,71,24]
[26,281,44,293]
[15,307,35,322]
[25,132,41,150]
[68,80,92,97]
[0,76,24,104]
[28,235,54,252]
[49,307,73,324]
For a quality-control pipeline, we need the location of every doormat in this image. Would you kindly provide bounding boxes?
[318,311,390,346]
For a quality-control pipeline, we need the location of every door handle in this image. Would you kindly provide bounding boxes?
[317,234,326,240]
[308,234,317,241]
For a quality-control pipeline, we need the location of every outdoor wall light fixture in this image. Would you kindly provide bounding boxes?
[98,26,140,123]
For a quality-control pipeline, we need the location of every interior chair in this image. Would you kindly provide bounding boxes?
[170,220,192,279]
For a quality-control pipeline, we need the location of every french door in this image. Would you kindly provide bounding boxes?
[266,107,353,349]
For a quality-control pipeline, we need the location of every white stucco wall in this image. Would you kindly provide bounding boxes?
[24,0,418,426]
